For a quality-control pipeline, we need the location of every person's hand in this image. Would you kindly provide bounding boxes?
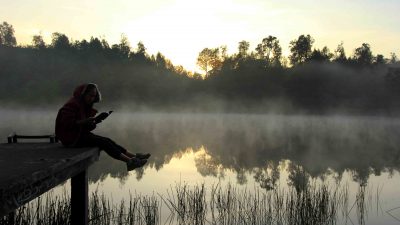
[87,118,97,131]
[88,117,96,124]
[77,117,96,125]
[87,117,96,125]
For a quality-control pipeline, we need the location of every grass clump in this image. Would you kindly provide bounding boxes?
[1,181,373,225]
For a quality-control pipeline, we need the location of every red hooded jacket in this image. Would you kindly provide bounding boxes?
[55,84,100,146]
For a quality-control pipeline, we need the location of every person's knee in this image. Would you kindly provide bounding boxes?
[95,136,111,143]
[95,138,113,149]
[99,136,113,144]
[102,148,122,160]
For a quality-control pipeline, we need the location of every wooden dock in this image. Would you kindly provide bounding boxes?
[0,142,99,225]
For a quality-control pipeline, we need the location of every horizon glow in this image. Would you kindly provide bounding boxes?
[1,0,399,72]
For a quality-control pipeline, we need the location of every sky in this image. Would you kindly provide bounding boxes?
[1,0,399,72]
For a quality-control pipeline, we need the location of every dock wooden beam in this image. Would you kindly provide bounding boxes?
[0,143,99,225]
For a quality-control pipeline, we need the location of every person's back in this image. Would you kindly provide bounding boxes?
[56,83,98,146]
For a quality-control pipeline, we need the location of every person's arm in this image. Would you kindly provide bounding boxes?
[78,117,97,132]
[76,117,96,125]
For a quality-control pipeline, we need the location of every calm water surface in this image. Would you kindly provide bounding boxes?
[1,108,400,224]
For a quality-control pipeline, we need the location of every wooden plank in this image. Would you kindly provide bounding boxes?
[0,143,99,216]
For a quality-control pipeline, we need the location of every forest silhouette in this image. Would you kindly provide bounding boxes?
[1,21,399,113]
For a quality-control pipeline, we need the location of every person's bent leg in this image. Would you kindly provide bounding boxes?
[77,134,127,161]
[101,136,151,160]
[77,133,147,170]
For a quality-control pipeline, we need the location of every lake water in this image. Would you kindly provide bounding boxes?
[1,108,400,224]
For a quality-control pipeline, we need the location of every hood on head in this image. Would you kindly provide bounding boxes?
[73,83,102,103]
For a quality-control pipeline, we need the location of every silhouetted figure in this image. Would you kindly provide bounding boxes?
[56,83,150,171]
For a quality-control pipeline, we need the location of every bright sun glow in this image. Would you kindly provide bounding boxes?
[121,0,258,72]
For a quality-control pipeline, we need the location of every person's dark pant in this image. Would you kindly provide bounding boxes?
[75,133,127,160]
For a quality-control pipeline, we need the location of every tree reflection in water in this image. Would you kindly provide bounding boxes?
[88,113,400,190]
[2,111,399,224]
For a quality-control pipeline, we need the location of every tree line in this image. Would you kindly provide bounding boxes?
[1,21,399,113]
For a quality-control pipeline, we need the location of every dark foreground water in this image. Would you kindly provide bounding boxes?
[1,108,400,224]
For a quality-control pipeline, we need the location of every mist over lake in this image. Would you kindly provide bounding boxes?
[2,108,400,224]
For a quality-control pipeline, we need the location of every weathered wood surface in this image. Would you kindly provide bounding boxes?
[0,143,99,216]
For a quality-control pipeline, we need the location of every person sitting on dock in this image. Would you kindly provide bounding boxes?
[55,83,150,171]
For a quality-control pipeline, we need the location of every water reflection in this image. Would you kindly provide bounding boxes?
[1,108,399,187]
[2,109,400,224]
[86,113,400,189]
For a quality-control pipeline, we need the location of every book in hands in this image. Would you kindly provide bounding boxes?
[95,111,113,124]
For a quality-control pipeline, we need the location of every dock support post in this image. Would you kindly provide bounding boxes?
[71,170,88,225]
